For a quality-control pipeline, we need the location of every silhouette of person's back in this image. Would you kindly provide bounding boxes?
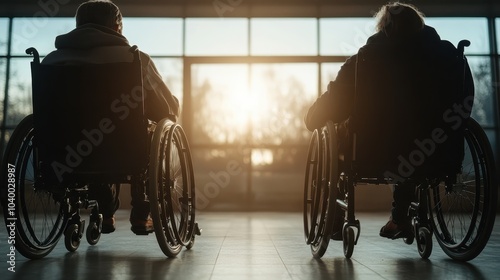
[304,2,474,239]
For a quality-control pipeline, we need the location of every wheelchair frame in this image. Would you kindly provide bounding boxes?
[0,47,200,259]
[303,40,498,261]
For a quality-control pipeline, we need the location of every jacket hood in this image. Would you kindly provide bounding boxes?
[55,23,129,50]
[366,25,441,45]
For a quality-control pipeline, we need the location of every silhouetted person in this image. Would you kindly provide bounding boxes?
[43,0,180,235]
[305,2,473,239]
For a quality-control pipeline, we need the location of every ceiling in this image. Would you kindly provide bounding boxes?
[1,0,499,18]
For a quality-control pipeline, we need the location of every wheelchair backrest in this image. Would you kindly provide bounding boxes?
[30,47,149,185]
[351,40,472,179]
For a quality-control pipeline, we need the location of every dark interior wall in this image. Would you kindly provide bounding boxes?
[1,0,500,18]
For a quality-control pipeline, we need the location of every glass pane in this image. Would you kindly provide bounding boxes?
[251,147,307,210]
[320,18,374,56]
[497,18,500,52]
[185,18,248,56]
[122,18,183,56]
[12,18,74,56]
[150,58,183,118]
[0,18,8,54]
[0,58,5,124]
[191,64,249,144]
[426,18,489,54]
[250,63,317,145]
[2,130,14,157]
[321,63,343,93]
[468,57,493,126]
[7,58,33,126]
[485,129,497,161]
[251,18,317,55]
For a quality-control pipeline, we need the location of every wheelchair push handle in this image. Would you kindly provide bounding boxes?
[26,47,40,64]
[457,40,470,55]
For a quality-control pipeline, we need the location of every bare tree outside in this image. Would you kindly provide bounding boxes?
[468,58,494,126]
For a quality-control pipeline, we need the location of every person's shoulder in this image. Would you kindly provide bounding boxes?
[41,51,56,64]
[139,50,152,60]
[356,41,396,61]
[365,31,386,45]
[420,26,459,55]
[360,32,398,54]
[422,25,440,40]
[131,47,152,64]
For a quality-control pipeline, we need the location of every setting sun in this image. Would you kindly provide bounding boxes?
[191,63,317,148]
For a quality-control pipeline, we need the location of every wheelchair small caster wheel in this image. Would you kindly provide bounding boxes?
[417,227,432,259]
[403,235,415,245]
[86,214,103,245]
[186,237,195,250]
[65,224,81,252]
[343,226,355,258]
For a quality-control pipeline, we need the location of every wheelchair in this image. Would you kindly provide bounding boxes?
[303,40,497,261]
[1,47,200,259]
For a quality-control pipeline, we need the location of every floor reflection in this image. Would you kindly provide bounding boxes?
[1,211,498,280]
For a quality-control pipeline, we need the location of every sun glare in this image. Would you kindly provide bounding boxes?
[225,87,252,127]
[216,79,271,138]
[251,149,274,166]
[192,63,317,148]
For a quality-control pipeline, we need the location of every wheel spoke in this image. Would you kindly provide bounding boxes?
[428,118,496,261]
[3,115,65,259]
[149,121,196,256]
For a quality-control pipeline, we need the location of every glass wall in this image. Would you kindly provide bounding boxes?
[122,18,183,56]
[320,18,376,55]
[251,18,317,55]
[186,18,248,56]
[11,18,74,56]
[6,58,32,126]
[0,18,8,132]
[1,16,498,210]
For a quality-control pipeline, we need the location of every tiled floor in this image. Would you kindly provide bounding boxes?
[1,210,499,280]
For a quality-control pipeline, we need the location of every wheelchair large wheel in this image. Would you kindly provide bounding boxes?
[310,127,331,257]
[1,115,67,259]
[164,123,196,245]
[303,130,321,244]
[428,118,497,261]
[310,122,339,258]
[149,119,196,257]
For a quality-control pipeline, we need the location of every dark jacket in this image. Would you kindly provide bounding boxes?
[304,26,444,131]
[43,23,180,123]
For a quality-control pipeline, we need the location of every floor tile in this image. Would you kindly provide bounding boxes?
[1,210,498,280]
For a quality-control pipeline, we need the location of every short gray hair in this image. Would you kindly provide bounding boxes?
[76,0,123,32]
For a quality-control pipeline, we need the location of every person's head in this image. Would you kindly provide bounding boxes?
[374,2,425,37]
[76,0,123,34]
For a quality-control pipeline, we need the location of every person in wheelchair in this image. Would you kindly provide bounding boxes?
[304,2,473,240]
[42,0,180,235]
